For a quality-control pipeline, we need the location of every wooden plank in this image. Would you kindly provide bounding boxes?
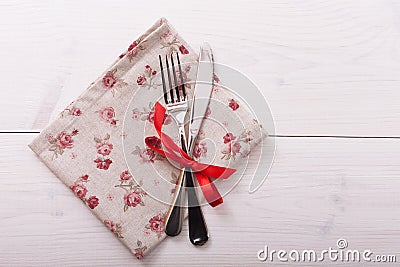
[1,1,400,136]
[1,134,399,265]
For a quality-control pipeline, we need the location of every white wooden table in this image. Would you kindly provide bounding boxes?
[1,1,400,266]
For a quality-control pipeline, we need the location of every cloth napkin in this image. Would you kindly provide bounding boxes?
[29,18,265,259]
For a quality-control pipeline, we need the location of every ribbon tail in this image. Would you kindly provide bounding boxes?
[198,164,237,179]
[195,172,223,207]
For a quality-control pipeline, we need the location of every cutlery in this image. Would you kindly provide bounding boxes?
[161,44,214,245]
[185,43,214,246]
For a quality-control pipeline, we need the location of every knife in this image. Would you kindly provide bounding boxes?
[185,43,214,245]
[164,44,214,245]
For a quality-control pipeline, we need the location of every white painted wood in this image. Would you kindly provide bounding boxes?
[1,135,399,266]
[1,1,400,266]
[1,1,400,136]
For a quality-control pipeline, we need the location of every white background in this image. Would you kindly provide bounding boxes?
[1,0,400,266]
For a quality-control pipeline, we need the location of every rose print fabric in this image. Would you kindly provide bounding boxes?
[29,18,265,259]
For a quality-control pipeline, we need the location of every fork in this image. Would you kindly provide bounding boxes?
[159,53,208,245]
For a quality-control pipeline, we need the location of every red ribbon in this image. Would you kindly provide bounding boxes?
[145,102,236,207]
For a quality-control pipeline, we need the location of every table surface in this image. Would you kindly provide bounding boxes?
[1,0,400,266]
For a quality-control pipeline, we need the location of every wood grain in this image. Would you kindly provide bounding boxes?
[1,134,399,266]
[1,0,400,136]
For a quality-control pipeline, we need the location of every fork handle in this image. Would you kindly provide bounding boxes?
[164,129,188,236]
[164,170,185,236]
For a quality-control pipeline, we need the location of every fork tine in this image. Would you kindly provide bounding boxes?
[158,55,168,104]
[176,53,186,98]
[170,53,180,101]
[165,55,175,103]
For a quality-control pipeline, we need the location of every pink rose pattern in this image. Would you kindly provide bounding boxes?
[94,134,113,170]
[97,106,118,126]
[62,106,82,117]
[132,145,163,163]
[87,196,99,209]
[124,190,144,209]
[192,140,208,159]
[137,75,146,86]
[146,136,162,149]
[179,44,189,54]
[214,74,220,83]
[120,170,132,181]
[104,220,124,238]
[69,174,99,209]
[96,141,113,156]
[47,129,79,159]
[228,99,240,111]
[160,31,190,55]
[136,65,159,89]
[145,212,166,239]
[70,182,87,199]
[115,170,147,212]
[133,240,147,259]
[102,68,128,96]
[205,106,211,118]
[131,102,172,125]
[119,36,147,62]
[221,130,253,160]
[103,73,117,89]
[94,158,113,170]
[61,101,82,118]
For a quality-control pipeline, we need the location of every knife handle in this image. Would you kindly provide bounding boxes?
[186,170,209,246]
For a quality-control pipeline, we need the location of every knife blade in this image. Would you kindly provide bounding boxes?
[187,43,214,153]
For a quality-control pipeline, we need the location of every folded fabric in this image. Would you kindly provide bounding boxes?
[29,18,265,259]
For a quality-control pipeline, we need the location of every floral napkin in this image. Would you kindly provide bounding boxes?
[29,18,265,259]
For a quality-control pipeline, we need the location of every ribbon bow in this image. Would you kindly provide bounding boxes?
[145,102,236,207]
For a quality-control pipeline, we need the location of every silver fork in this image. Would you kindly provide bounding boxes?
[159,53,189,237]
[159,53,208,245]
